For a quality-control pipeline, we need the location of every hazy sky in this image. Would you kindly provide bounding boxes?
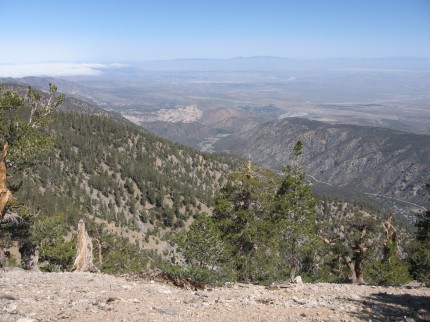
[1,0,429,64]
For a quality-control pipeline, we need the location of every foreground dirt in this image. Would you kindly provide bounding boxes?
[1,269,429,322]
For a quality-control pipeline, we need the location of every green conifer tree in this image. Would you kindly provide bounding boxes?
[175,213,235,285]
[408,182,430,286]
[212,160,279,281]
[0,84,63,269]
[272,141,318,281]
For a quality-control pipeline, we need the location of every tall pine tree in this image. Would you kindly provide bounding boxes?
[272,141,318,281]
[409,181,430,286]
[212,160,279,281]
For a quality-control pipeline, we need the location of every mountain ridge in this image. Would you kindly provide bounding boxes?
[214,117,430,212]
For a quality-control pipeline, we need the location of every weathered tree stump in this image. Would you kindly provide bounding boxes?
[71,219,99,273]
[19,242,39,271]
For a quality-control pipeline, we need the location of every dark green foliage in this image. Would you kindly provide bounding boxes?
[336,212,378,284]
[213,163,279,282]
[0,84,64,269]
[0,206,33,263]
[367,244,411,286]
[408,240,430,286]
[174,213,236,285]
[208,142,319,283]
[317,203,413,285]
[272,162,318,281]
[100,235,148,274]
[15,110,237,233]
[259,140,319,281]
[30,214,76,271]
[364,214,411,285]
[0,84,63,170]
[408,182,430,286]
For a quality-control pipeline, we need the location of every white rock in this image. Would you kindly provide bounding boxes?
[294,276,303,284]
[4,303,17,314]
[156,286,172,294]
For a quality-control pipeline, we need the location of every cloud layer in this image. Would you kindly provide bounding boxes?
[0,63,125,78]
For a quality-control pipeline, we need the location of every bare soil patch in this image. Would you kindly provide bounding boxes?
[1,269,429,321]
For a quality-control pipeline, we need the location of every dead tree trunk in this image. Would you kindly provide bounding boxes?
[383,214,398,260]
[19,242,39,271]
[355,257,365,285]
[0,248,5,270]
[288,239,298,282]
[321,227,368,285]
[0,144,12,271]
[354,226,368,284]
[0,144,12,219]
[71,219,99,273]
[95,238,103,266]
[343,255,358,284]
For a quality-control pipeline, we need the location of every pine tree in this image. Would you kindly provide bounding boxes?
[0,84,63,269]
[212,160,279,281]
[272,141,318,281]
[30,214,76,271]
[408,182,430,286]
[175,213,235,285]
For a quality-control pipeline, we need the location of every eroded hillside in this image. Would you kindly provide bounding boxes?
[214,117,430,215]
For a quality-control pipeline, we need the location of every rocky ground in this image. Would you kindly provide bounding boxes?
[1,269,429,322]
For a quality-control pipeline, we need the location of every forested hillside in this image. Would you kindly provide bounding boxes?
[15,111,237,243]
[0,84,239,272]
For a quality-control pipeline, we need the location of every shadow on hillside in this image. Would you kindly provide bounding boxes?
[348,291,430,321]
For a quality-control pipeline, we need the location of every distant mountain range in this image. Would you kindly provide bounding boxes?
[213,117,429,214]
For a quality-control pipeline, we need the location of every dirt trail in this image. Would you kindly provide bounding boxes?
[1,269,429,321]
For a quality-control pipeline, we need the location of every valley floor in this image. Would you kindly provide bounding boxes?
[0,269,429,322]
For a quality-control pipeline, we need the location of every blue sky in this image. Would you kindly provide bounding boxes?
[1,0,429,64]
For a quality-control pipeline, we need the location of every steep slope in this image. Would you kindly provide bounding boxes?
[0,82,237,255]
[0,82,239,273]
[15,111,237,250]
[214,117,430,211]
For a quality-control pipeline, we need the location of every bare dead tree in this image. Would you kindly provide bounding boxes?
[71,220,99,273]
[320,213,376,284]
[383,213,398,260]
[0,144,12,218]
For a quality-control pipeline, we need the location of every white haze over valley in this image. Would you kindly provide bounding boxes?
[0,63,126,77]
